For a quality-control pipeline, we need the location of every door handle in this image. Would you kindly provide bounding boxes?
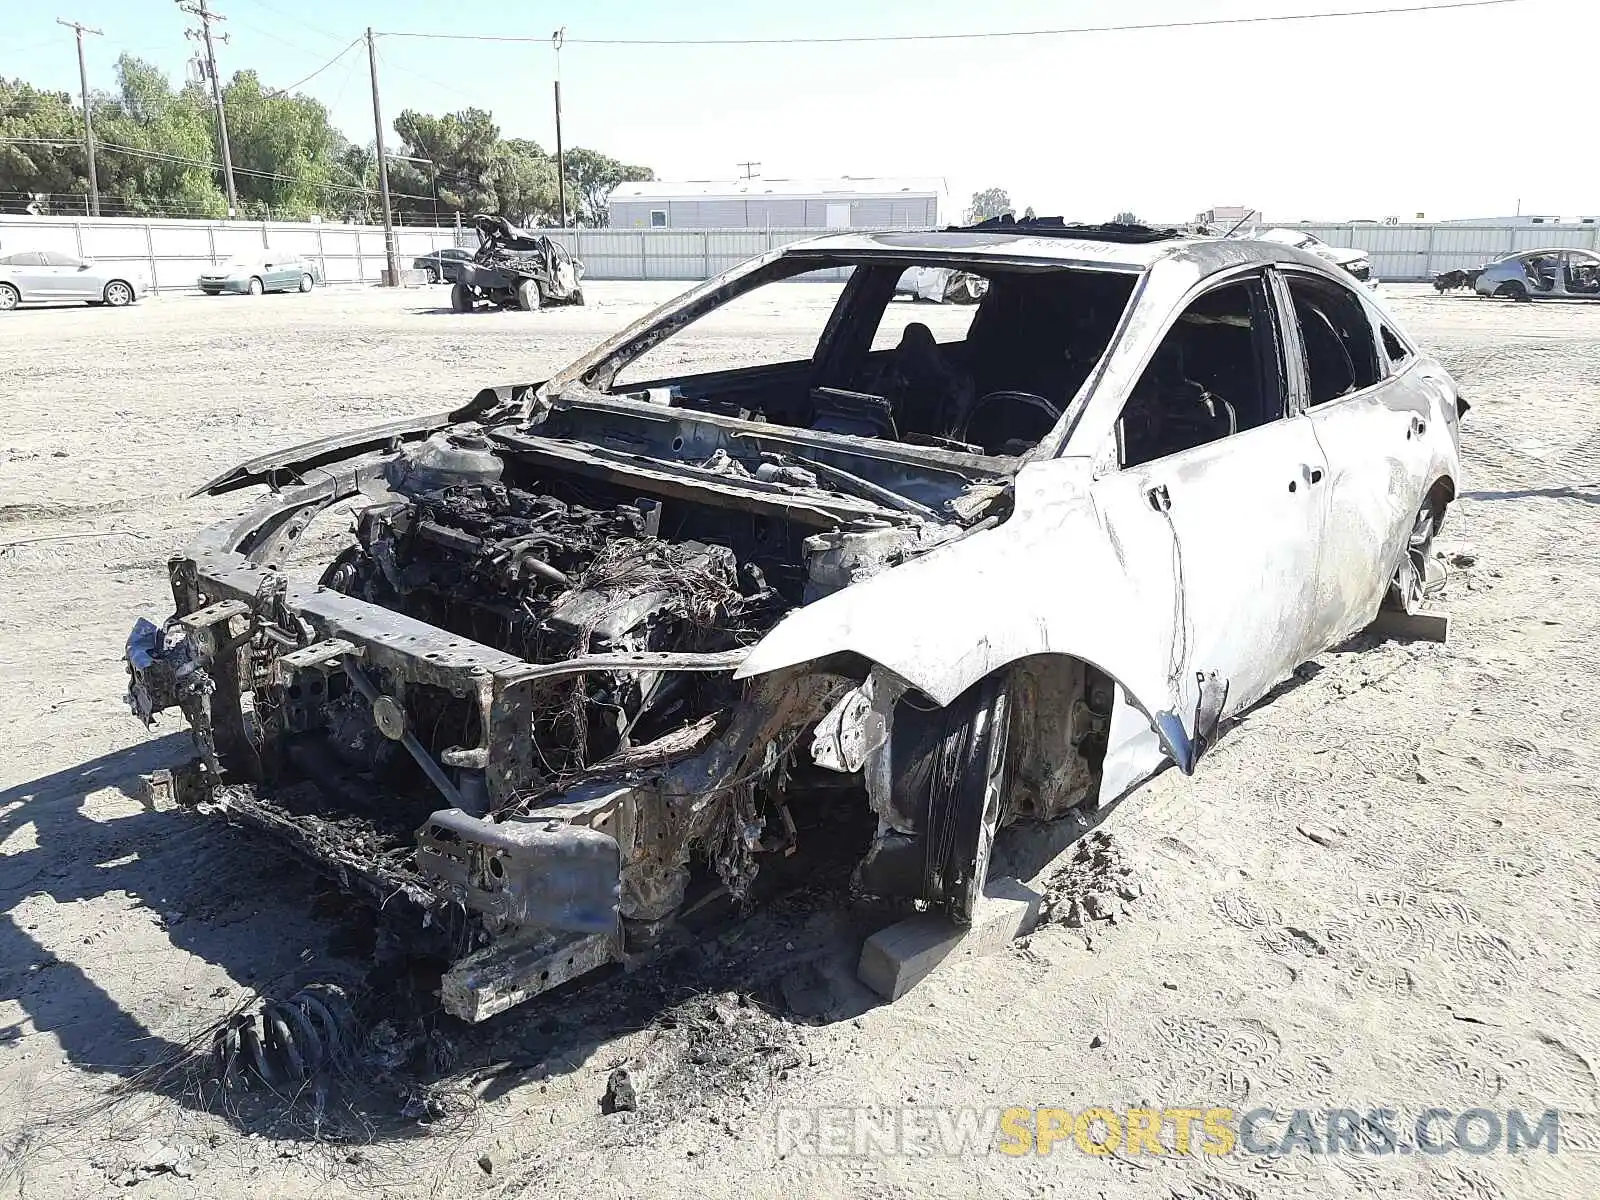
[1290,465,1324,493]
[1408,414,1427,438]
[1146,484,1172,513]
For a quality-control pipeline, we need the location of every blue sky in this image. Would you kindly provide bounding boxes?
[5,0,1596,220]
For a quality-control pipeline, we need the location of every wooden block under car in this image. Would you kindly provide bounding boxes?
[1369,607,1450,643]
[857,876,1043,1002]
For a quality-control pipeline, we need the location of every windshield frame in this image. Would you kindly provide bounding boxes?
[542,246,1145,463]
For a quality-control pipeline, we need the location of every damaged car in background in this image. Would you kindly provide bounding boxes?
[124,215,1465,1030]
[1257,227,1378,287]
[893,264,988,304]
[450,214,586,313]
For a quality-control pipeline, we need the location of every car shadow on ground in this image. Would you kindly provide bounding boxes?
[0,737,362,1125]
[1465,485,1599,505]
[0,734,1115,1145]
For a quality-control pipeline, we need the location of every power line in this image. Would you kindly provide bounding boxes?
[266,34,363,96]
[375,0,1526,46]
[228,12,345,60]
[229,0,347,45]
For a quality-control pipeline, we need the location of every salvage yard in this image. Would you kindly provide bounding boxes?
[2,281,1598,1198]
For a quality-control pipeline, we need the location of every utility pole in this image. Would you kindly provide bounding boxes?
[57,19,103,217]
[177,0,238,217]
[737,161,761,180]
[366,28,400,284]
[552,27,567,229]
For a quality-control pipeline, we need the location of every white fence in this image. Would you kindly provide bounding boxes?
[0,214,464,293]
[1292,222,1600,281]
[4,214,1598,290]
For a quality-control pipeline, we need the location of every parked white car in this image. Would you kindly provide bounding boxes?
[0,249,148,310]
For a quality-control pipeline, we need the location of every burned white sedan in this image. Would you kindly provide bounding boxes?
[124,217,1464,1022]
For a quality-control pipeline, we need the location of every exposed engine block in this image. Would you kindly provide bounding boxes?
[321,482,780,779]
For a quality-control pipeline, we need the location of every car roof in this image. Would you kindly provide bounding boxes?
[780,227,1334,276]
[1507,246,1599,260]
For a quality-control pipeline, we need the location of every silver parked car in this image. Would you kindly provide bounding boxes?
[198,254,322,296]
[1473,247,1600,301]
[124,218,1463,1029]
[0,249,148,310]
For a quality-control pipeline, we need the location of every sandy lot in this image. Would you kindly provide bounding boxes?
[2,281,1598,1199]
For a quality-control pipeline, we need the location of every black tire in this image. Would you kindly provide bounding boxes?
[298,273,314,293]
[450,282,473,313]
[0,283,20,311]
[103,280,135,307]
[247,276,264,296]
[570,288,585,307]
[516,279,542,311]
[883,676,1011,923]
[1495,281,1529,302]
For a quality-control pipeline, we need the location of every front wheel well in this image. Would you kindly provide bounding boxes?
[1425,475,1456,521]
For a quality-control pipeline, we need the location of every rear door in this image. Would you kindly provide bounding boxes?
[1278,268,1432,648]
[15,251,65,298]
[2,252,48,299]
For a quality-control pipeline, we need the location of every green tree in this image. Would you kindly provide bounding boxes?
[390,107,505,219]
[95,56,224,217]
[963,187,1012,224]
[493,138,559,225]
[2,62,655,226]
[221,69,345,219]
[563,147,654,226]
[0,78,90,210]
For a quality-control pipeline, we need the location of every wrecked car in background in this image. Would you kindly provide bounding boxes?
[1258,227,1378,287]
[124,215,1464,1023]
[451,214,585,312]
[1473,247,1600,301]
[894,264,988,304]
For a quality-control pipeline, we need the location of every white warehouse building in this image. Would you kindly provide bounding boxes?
[607,177,947,230]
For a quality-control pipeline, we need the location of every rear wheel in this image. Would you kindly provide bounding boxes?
[450,282,473,313]
[516,279,542,311]
[0,283,19,311]
[1495,281,1529,302]
[569,288,585,307]
[247,276,264,296]
[103,280,134,307]
[298,273,314,293]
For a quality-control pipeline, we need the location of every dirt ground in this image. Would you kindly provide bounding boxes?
[2,280,1598,1199]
